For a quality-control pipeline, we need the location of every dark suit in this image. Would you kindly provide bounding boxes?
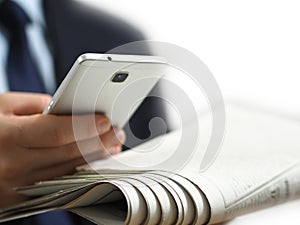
[2,0,168,224]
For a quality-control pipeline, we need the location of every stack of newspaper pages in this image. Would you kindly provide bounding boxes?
[0,104,300,224]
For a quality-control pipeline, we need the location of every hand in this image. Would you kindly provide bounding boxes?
[0,92,125,207]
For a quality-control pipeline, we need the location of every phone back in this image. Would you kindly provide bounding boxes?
[45,53,167,128]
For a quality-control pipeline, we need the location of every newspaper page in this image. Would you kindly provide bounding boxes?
[181,104,300,224]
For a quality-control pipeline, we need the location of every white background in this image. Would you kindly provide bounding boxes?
[83,0,300,118]
[81,0,300,224]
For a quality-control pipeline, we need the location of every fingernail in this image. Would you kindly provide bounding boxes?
[116,129,126,143]
[99,120,110,132]
[107,145,121,154]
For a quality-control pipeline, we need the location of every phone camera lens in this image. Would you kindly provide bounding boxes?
[112,72,128,83]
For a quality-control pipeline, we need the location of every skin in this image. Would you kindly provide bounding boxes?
[0,92,125,207]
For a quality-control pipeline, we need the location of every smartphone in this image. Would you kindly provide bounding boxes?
[44,53,167,128]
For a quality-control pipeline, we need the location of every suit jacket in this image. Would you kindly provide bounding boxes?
[42,0,169,149]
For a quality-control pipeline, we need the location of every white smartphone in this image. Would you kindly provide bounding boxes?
[44,53,167,128]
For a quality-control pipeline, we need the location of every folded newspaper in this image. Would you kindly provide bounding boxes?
[1,104,300,224]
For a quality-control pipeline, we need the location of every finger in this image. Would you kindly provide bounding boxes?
[16,114,111,148]
[83,145,122,162]
[100,128,126,148]
[0,92,51,115]
[29,147,123,183]
[21,157,86,184]
[25,150,123,184]
[10,145,121,187]
[28,128,124,168]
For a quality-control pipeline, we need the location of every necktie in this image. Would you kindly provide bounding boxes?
[0,0,46,93]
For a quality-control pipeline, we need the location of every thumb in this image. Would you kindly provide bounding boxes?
[0,92,52,115]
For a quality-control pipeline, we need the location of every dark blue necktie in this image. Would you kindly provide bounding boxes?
[0,0,46,93]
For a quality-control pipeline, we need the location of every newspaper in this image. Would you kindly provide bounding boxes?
[0,104,300,224]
